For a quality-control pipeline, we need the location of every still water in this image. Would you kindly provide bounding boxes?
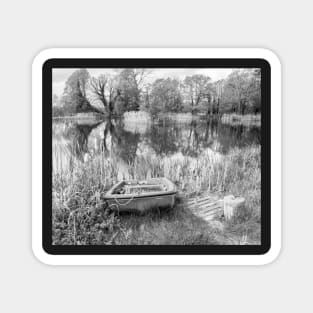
[53,114,260,179]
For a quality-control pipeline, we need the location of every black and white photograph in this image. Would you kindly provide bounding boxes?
[52,67,262,246]
[52,68,261,245]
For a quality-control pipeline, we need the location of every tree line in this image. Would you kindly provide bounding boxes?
[53,68,261,117]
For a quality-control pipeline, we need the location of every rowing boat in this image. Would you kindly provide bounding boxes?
[104,177,177,212]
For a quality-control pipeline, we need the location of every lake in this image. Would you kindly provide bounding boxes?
[52,113,260,183]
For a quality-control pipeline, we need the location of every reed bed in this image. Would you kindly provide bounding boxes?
[52,144,261,245]
[123,111,152,123]
[157,112,200,123]
[221,113,261,127]
[123,111,152,134]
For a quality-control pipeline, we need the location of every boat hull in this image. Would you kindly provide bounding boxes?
[104,177,176,212]
[106,193,176,212]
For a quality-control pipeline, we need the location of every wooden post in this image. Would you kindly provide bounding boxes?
[223,195,245,221]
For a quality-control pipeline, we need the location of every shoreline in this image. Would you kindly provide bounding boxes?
[53,111,261,127]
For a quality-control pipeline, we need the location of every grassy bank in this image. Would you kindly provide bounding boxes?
[52,145,261,245]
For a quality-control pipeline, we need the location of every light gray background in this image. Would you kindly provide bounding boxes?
[0,0,310,312]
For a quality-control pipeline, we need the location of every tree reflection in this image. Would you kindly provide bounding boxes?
[180,118,220,157]
[61,118,141,165]
[62,121,103,161]
[143,120,181,156]
[101,118,140,164]
[55,115,261,170]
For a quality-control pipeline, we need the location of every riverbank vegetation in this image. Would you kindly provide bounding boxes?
[221,113,261,127]
[52,144,261,245]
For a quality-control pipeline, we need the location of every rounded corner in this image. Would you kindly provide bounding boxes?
[32,48,58,71]
[255,48,282,70]
[258,243,282,266]
[32,243,56,266]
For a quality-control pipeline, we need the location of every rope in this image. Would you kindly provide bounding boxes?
[107,203,120,210]
[113,194,135,206]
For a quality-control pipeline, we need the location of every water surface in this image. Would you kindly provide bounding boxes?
[53,114,260,179]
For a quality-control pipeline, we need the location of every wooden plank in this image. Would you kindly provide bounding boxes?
[198,201,222,209]
[198,206,221,214]
[197,212,216,220]
[188,198,217,205]
[197,209,220,216]
[188,202,219,209]
[188,202,221,210]
[197,207,220,215]
[198,203,223,208]
[187,195,223,222]
[194,208,221,214]
[188,203,223,211]
[188,196,216,204]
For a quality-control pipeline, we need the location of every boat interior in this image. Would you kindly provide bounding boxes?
[113,180,169,195]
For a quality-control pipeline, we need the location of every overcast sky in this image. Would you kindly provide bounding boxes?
[53,68,234,96]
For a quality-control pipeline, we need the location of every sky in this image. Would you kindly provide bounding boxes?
[52,68,234,97]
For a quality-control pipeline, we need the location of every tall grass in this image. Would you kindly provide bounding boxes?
[52,144,261,245]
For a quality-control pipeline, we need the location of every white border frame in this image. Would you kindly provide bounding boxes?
[32,48,281,265]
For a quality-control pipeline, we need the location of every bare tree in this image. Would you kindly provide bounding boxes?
[89,74,108,108]
[89,74,121,116]
[130,69,151,90]
[61,69,103,114]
